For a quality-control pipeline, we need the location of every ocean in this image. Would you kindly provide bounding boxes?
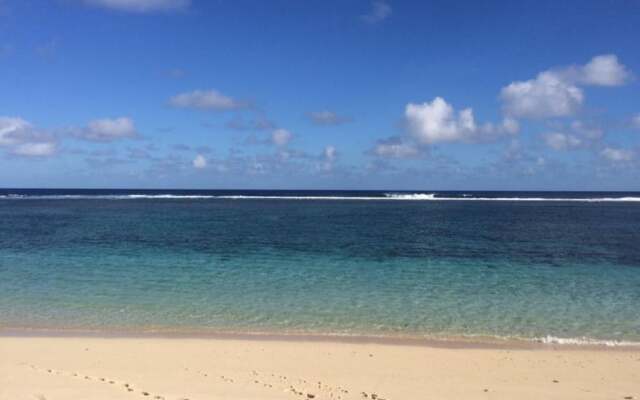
[1,189,639,345]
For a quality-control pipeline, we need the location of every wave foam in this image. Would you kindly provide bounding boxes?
[1,193,640,202]
[536,335,640,347]
[384,194,640,202]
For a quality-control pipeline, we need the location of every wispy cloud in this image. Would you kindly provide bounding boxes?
[12,142,57,157]
[543,132,583,151]
[307,111,352,126]
[73,117,139,142]
[601,147,634,163]
[542,120,603,151]
[370,136,422,159]
[226,116,276,131]
[169,89,250,111]
[271,129,293,147]
[165,68,186,79]
[319,145,337,171]
[83,0,190,13]
[361,0,392,24]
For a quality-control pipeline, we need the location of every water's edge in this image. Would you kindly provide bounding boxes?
[1,326,638,350]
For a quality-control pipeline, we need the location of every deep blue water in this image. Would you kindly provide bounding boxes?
[1,189,640,343]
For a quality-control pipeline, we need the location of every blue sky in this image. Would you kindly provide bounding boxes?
[1,0,639,190]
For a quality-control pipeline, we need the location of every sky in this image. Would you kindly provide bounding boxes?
[1,0,639,190]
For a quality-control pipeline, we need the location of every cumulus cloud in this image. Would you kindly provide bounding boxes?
[501,72,584,119]
[0,116,57,157]
[192,154,207,169]
[75,117,138,142]
[361,0,392,23]
[405,97,518,144]
[83,0,189,13]
[601,147,634,162]
[307,111,352,126]
[579,54,631,86]
[371,97,517,160]
[500,54,631,119]
[271,129,292,147]
[169,89,249,111]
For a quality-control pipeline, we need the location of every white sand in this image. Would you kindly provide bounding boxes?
[1,335,639,400]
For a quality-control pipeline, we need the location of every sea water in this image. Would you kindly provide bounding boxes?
[1,189,639,344]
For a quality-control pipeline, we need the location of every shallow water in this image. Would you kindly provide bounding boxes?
[1,189,639,343]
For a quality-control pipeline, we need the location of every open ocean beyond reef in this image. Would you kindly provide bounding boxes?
[1,189,639,345]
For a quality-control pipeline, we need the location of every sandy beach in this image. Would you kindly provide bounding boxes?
[1,334,638,400]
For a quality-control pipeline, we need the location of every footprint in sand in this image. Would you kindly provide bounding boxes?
[30,365,175,400]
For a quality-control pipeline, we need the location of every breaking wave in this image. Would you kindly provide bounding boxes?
[383,193,640,202]
[1,193,640,202]
[535,335,640,347]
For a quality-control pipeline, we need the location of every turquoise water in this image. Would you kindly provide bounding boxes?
[1,190,640,343]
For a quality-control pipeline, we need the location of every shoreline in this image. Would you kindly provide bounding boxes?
[2,326,638,351]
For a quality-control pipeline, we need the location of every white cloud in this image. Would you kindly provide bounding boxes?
[324,145,336,161]
[499,117,520,135]
[307,111,351,126]
[271,129,292,147]
[632,113,640,130]
[543,132,582,151]
[601,147,634,162]
[372,137,421,159]
[579,54,631,87]
[192,154,207,169]
[361,0,392,23]
[169,89,248,111]
[11,142,56,157]
[84,0,189,13]
[405,97,518,144]
[319,145,337,171]
[500,54,631,119]
[570,120,603,140]
[542,120,604,151]
[77,117,138,142]
[372,97,517,160]
[0,116,31,146]
[500,71,584,119]
[0,116,57,157]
